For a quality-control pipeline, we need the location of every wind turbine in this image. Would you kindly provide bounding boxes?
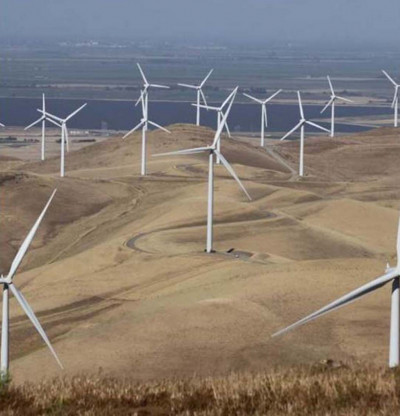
[281,92,330,177]
[178,69,213,126]
[0,189,63,380]
[273,215,400,368]
[195,87,238,164]
[37,103,87,177]
[135,63,169,106]
[154,87,251,254]
[25,94,47,160]
[243,89,282,146]
[321,76,353,137]
[382,70,400,128]
[124,64,171,176]
[123,87,170,176]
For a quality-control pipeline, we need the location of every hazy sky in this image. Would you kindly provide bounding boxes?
[1,0,399,45]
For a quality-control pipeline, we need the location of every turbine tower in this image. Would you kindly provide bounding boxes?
[281,92,330,177]
[382,70,400,128]
[123,64,170,176]
[243,89,282,146]
[38,103,87,177]
[195,88,237,164]
[154,87,251,254]
[321,76,353,137]
[273,215,400,368]
[178,69,213,126]
[0,189,63,380]
[25,94,47,160]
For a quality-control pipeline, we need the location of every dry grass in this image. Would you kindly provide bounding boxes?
[1,365,400,415]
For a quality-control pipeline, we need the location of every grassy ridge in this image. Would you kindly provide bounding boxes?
[1,365,400,415]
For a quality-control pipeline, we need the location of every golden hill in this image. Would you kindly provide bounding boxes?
[1,124,400,384]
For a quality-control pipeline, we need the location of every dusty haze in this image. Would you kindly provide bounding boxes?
[1,0,399,46]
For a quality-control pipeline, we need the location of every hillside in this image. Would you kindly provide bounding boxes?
[1,124,400,384]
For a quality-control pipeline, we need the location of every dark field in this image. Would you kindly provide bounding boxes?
[1,365,400,415]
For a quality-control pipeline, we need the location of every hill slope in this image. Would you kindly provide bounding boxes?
[1,124,400,383]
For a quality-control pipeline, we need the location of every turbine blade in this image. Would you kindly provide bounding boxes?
[382,70,397,86]
[305,120,331,133]
[177,83,197,89]
[327,76,334,95]
[222,87,238,108]
[25,117,44,131]
[200,89,208,107]
[65,103,87,122]
[212,87,238,148]
[195,104,218,111]
[149,84,170,89]
[148,120,170,133]
[320,98,334,114]
[137,63,148,85]
[7,190,57,282]
[336,96,353,103]
[272,270,397,337]
[391,88,399,109]
[243,93,263,104]
[215,150,251,201]
[297,91,304,119]
[224,120,231,137]
[264,89,282,103]
[123,120,145,139]
[0,123,4,127]
[45,117,62,128]
[135,90,145,107]
[9,283,63,369]
[153,146,210,157]
[280,121,303,141]
[200,69,214,87]
[38,109,63,123]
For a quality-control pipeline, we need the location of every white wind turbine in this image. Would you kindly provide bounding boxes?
[321,76,353,137]
[243,89,282,146]
[273,215,400,368]
[154,87,251,254]
[0,189,63,380]
[123,88,170,176]
[281,92,330,177]
[38,103,87,177]
[195,88,238,164]
[135,63,170,106]
[25,94,47,160]
[382,70,400,128]
[123,64,170,176]
[178,69,213,126]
